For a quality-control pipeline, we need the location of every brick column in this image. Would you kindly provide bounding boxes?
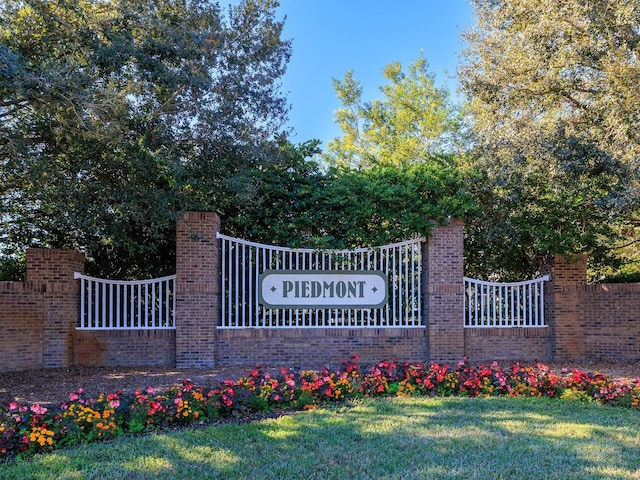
[175,211,220,368]
[544,254,587,361]
[424,219,465,363]
[26,248,85,368]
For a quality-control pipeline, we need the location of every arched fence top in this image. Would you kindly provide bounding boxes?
[463,275,550,287]
[74,272,177,285]
[215,232,425,254]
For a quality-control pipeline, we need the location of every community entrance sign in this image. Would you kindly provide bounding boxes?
[259,270,388,309]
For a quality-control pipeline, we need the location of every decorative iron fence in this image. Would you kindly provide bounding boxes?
[74,273,176,330]
[464,276,549,328]
[218,233,424,328]
[74,245,547,331]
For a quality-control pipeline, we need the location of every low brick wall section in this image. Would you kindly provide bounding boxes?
[464,327,553,362]
[215,328,428,369]
[0,282,45,372]
[74,330,176,367]
[578,283,640,361]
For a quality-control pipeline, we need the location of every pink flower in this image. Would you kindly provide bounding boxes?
[149,401,162,415]
[9,402,18,411]
[146,386,156,395]
[30,404,47,415]
[69,392,79,401]
[109,400,120,409]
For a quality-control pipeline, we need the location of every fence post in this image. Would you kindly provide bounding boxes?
[26,248,86,368]
[542,254,586,361]
[424,219,465,363]
[175,211,221,368]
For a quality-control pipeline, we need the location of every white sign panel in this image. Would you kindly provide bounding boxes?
[259,270,388,309]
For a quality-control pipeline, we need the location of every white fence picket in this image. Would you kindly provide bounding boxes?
[74,273,176,330]
[464,276,549,328]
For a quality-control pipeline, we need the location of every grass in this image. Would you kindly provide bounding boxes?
[1,396,640,479]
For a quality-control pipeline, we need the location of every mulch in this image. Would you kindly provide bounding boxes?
[0,365,278,408]
[1,360,639,408]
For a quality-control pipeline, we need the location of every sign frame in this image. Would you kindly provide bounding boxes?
[259,269,388,309]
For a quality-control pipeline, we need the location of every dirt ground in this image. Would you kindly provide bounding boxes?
[0,364,288,407]
[1,360,639,408]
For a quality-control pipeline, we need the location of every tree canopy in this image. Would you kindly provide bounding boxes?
[219,141,472,251]
[1,0,291,278]
[460,0,640,279]
[4,0,640,282]
[461,0,640,168]
[324,55,462,168]
[317,55,471,251]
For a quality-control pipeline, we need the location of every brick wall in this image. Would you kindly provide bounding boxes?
[0,282,45,372]
[577,283,640,361]
[216,328,427,369]
[175,211,220,368]
[27,249,86,368]
[0,249,85,372]
[547,254,640,362]
[74,330,176,367]
[5,214,640,373]
[464,327,553,362]
[425,219,465,363]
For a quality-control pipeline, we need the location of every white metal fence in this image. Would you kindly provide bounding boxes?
[73,246,548,331]
[74,273,176,330]
[464,276,549,328]
[218,233,424,328]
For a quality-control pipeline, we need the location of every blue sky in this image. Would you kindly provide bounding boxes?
[274,1,474,148]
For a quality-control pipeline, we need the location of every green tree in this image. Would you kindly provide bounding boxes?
[324,54,462,168]
[0,0,291,278]
[459,0,640,279]
[461,132,632,279]
[316,158,472,248]
[461,0,640,168]
[205,141,473,252]
[218,140,326,247]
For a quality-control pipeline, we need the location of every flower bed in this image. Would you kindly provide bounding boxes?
[1,357,639,461]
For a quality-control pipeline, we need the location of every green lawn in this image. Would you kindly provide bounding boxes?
[2,396,639,479]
